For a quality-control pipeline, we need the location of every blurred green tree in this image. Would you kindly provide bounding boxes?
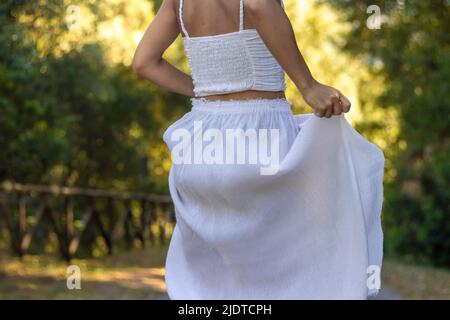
[325,0,450,266]
[0,0,189,193]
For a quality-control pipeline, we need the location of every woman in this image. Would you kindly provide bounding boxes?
[133,0,384,300]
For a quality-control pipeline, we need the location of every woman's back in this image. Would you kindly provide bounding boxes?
[178,0,286,98]
[177,0,276,37]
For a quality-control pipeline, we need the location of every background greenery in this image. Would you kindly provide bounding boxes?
[0,0,449,298]
[327,0,450,267]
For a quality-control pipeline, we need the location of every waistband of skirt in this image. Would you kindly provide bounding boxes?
[190,97,292,113]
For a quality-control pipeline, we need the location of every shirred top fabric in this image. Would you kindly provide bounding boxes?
[179,0,286,97]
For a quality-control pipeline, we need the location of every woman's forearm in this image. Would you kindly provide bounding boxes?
[246,0,317,93]
[132,0,194,97]
[245,0,351,117]
[134,58,195,97]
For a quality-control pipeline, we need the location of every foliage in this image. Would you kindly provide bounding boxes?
[325,0,450,266]
[0,0,189,193]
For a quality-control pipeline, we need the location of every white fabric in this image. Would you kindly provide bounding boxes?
[163,98,385,299]
[179,0,286,97]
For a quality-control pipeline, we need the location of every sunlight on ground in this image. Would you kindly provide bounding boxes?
[0,245,168,300]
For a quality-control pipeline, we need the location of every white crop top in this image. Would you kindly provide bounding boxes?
[179,0,287,97]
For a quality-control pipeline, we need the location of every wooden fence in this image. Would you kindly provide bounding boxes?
[0,182,175,261]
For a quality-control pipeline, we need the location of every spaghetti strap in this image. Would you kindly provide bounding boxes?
[239,0,244,31]
[179,0,189,38]
[182,0,281,36]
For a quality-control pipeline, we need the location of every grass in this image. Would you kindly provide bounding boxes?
[0,245,169,300]
[382,258,450,300]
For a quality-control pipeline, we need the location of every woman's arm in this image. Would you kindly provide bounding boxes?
[132,0,194,97]
[246,0,351,118]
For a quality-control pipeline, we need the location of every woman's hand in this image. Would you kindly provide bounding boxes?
[244,2,351,118]
[300,80,351,118]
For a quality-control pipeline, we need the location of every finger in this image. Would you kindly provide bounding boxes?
[324,105,333,118]
[314,107,325,118]
[331,96,343,115]
[333,103,342,115]
[339,93,351,112]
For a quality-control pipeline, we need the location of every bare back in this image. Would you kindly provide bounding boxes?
[176,0,285,101]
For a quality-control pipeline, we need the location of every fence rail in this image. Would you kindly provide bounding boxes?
[0,182,175,261]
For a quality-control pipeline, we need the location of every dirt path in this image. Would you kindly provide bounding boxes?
[371,286,404,300]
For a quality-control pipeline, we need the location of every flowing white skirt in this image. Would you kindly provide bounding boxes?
[162,97,384,300]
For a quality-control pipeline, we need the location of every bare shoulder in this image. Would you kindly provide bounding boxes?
[245,0,282,12]
[165,0,177,9]
[160,0,177,13]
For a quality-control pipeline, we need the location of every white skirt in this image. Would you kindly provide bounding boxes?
[162,97,384,300]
